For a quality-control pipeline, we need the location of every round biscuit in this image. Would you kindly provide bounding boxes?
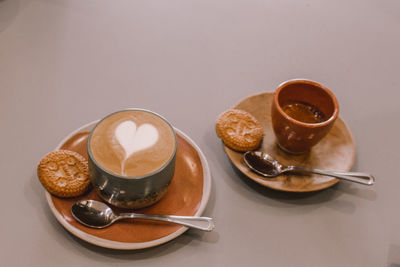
[216,109,263,152]
[37,150,90,197]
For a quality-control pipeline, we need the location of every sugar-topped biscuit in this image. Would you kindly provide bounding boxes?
[216,109,263,152]
[37,150,90,197]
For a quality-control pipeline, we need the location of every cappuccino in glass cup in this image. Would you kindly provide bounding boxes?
[87,109,177,209]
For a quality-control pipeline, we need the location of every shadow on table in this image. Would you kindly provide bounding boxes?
[0,0,20,33]
[65,228,219,258]
[388,244,400,267]
[230,159,375,213]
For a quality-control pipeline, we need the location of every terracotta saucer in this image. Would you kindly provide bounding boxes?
[223,92,356,192]
[45,121,211,250]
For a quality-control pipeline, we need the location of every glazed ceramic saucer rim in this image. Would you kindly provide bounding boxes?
[45,120,212,250]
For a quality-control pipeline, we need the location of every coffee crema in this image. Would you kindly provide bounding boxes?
[281,101,326,124]
[89,110,176,177]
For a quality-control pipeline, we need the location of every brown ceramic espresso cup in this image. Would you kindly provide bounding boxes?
[271,79,339,154]
[87,109,177,209]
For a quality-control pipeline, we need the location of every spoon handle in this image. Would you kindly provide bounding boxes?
[287,166,375,185]
[119,213,215,231]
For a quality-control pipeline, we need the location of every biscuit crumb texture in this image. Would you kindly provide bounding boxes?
[37,150,90,197]
[216,109,263,152]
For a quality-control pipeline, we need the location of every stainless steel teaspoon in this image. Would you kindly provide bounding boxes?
[243,151,375,185]
[71,200,215,231]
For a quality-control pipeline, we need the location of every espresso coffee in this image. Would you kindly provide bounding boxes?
[281,101,326,123]
[89,110,176,177]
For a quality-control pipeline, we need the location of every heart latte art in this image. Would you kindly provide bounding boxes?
[89,110,176,177]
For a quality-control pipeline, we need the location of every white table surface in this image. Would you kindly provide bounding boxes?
[1,0,399,266]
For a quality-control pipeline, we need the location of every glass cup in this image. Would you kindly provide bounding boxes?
[87,109,177,209]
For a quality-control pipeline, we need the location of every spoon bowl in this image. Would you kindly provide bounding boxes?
[243,151,375,185]
[243,151,283,177]
[71,200,215,231]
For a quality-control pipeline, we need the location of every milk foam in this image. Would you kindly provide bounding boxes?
[115,120,159,175]
[89,110,176,177]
